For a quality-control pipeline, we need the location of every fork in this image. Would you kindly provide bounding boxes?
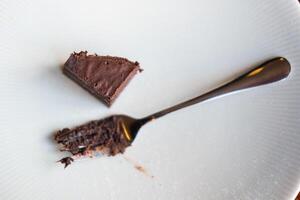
[117,57,291,143]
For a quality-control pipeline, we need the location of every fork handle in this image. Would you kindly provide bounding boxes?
[142,57,291,122]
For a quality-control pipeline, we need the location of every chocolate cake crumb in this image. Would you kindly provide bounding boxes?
[54,116,131,167]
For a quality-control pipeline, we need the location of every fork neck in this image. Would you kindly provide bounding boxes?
[137,116,156,127]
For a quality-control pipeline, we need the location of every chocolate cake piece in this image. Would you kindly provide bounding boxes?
[55,116,131,168]
[63,51,141,106]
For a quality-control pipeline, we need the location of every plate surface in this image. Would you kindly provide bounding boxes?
[0,0,300,199]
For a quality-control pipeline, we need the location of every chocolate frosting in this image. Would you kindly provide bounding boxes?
[63,51,141,106]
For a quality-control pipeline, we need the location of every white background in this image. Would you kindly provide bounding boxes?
[0,0,300,199]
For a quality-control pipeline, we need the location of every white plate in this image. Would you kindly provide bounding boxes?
[1,0,300,199]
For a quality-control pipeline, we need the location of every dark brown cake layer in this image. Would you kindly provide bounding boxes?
[63,51,141,106]
[55,116,131,167]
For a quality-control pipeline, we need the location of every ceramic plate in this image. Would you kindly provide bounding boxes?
[0,0,300,199]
